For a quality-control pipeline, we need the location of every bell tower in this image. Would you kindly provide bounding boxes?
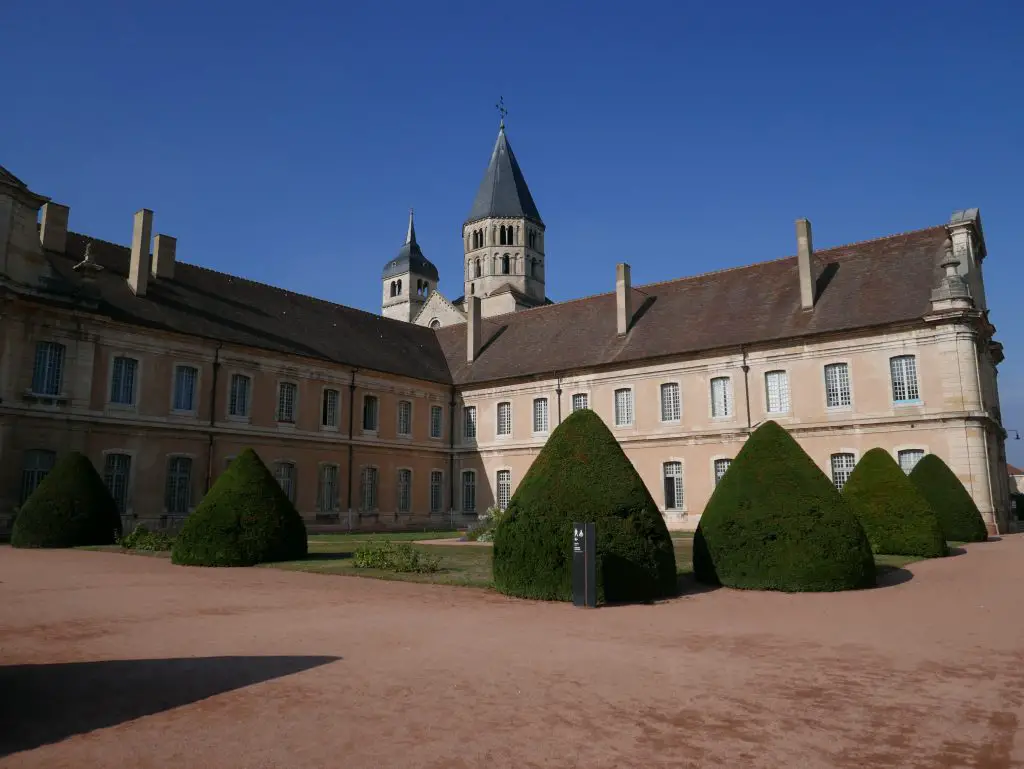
[381,209,439,322]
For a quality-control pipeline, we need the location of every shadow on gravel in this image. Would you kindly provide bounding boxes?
[0,655,340,757]
[874,566,913,587]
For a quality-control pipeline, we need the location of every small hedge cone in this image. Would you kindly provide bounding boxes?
[909,454,989,542]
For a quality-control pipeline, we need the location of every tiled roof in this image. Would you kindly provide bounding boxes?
[465,126,543,226]
[436,226,948,385]
[1008,464,1024,476]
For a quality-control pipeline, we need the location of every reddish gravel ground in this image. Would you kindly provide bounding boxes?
[1,537,1023,769]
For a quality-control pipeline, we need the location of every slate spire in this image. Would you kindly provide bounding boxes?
[465,124,543,226]
[405,207,417,246]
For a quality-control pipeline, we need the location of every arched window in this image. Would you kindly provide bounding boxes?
[429,319,441,330]
[502,254,510,275]
[396,279,402,295]
[528,258,535,278]
[390,281,396,297]
[475,258,482,278]
[500,225,506,245]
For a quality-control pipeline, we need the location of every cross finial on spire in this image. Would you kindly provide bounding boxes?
[496,96,507,129]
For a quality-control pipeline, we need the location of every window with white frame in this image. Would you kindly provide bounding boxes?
[318,464,339,512]
[533,398,549,432]
[898,449,925,474]
[462,470,477,513]
[32,341,65,395]
[463,405,477,439]
[274,461,296,503]
[497,469,511,510]
[229,374,251,417]
[276,382,296,423]
[765,370,790,414]
[165,456,192,515]
[571,393,589,412]
[713,458,731,486]
[711,377,732,418]
[360,466,378,511]
[890,355,920,403]
[430,470,443,513]
[660,382,681,422]
[322,388,339,428]
[21,449,56,503]
[663,461,683,510]
[614,388,634,426]
[397,400,412,436]
[430,405,443,439]
[397,469,412,513]
[110,356,138,406]
[830,453,856,491]
[824,363,852,408]
[171,365,198,412]
[103,453,132,513]
[363,395,379,431]
[497,402,512,436]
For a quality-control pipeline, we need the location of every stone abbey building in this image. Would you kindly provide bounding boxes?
[0,122,1011,536]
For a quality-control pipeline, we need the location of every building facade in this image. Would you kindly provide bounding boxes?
[0,124,1011,537]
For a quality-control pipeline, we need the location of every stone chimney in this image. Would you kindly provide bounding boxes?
[616,263,632,335]
[930,237,973,310]
[39,203,69,254]
[467,295,482,363]
[152,234,176,280]
[128,209,153,296]
[796,218,815,310]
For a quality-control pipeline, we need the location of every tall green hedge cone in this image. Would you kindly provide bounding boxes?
[492,408,677,603]
[172,448,307,566]
[909,454,989,542]
[11,451,122,548]
[693,421,875,592]
[841,448,947,557]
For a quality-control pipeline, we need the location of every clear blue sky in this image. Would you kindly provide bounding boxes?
[3,1,1023,458]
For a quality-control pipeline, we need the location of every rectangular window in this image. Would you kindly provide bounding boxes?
[765,370,790,414]
[397,400,412,436]
[497,402,512,436]
[890,355,920,403]
[614,388,634,426]
[430,470,443,513]
[430,405,443,439]
[173,365,199,412]
[497,469,511,511]
[397,469,412,513]
[824,363,852,408]
[274,461,296,503]
[363,395,379,431]
[663,461,683,510]
[32,341,65,396]
[277,382,297,423]
[660,382,681,422]
[21,449,56,504]
[464,405,477,439]
[165,456,192,515]
[110,356,138,406]
[322,388,339,428]
[229,374,251,417]
[711,377,732,418]
[571,393,589,412]
[103,453,132,513]
[898,449,925,474]
[714,458,731,486]
[533,398,549,432]
[318,464,339,512]
[361,466,378,511]
[831,453,856,491]
[462,471,477,513]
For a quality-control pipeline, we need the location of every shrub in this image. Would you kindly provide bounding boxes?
[492,408,677,603]
[841,449,947,557]
[909,454,988,542]
[465,505,506,542]
[352,539,440,573]
[693,421,875,592]
[171,448,308,566]
[118,524,174,552]
[11,451,122,548]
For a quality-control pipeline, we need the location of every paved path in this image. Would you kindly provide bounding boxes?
[1,537,1023,768]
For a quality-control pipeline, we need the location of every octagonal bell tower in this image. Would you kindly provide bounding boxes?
[382,209,439,322]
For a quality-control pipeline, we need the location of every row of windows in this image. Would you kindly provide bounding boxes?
[468,224,540,250]
[387,278,431,299]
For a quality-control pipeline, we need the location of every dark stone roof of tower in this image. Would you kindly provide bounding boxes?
[383,210,439,282]
[465,126,543,226]
[0,165,28,189]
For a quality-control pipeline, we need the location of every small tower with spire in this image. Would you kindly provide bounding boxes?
[381,209,440,322]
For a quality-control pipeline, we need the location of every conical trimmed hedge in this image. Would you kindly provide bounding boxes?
[492,408,677,603]
[841,448,947,557]
[171,448,308,566]
[693,421,875,591]
[11,451,122,548]
[909,454,988,542]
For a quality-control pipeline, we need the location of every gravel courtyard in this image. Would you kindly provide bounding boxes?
[1,537,1023,769]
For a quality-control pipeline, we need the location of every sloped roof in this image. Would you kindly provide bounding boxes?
[382,210,439,282]
[0,165,28,189]
[465,126,543,226]
[1008,464,1023,476]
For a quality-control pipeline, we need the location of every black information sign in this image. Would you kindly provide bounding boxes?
[572,522,596,608]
